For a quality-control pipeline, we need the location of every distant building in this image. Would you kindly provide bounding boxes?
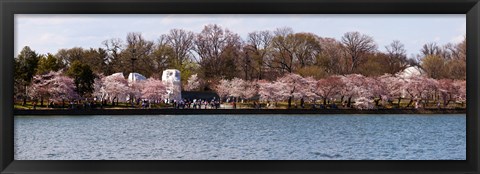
[127,72,147,84]
[126,72,146,101]
[162,69,182,102]
[396,66,425,98]
[106,72,128,102]
[396,66,424,78]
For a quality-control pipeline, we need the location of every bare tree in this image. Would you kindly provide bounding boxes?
[123,32,154,76]
[245,30,273,80]
[165,29,195,67]
[267,27,297,74]
[292,32,322,68]
[151,35,174,77]
[102,38,124,74]
[385,40,410,74]
[316,37,346,75]
[341,31,377,73]
[194,24,242,80]
[454,37,466,62]
[420,42,442,56]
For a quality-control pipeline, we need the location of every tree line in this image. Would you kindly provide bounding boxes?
[14,24,466,105]
[210,73,466,109]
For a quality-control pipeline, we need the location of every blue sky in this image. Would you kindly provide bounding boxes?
[15,14,465,57]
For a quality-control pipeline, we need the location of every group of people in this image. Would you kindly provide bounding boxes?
[173,99,221,109]
[31,99,96,110]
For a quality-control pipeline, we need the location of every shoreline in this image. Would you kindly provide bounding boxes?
[14,108,466,115]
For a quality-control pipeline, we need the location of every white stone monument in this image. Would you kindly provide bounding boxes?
[126,72,147,101]
[127,72,147,84]
[162,69,182,102]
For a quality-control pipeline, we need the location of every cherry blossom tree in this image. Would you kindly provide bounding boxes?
[363,76,388,107]
[93,74,107,106]
[314,75,344,105]
[438,79,461,108]
[258,80,272,101]
[127,80,144,106]
[103,73,129,106]
[243,80,260,100]
[422,78,439,104]
[49,75,78,107]
[214,79,234,101]
[403,76,423,108]
[303,77,319,103]
[29,72,53,106]
[213,78,259,104]
[378,74,405,107]
[30,71,78,107]
[275,73,309,108]
[340,74,369,107]
[403,76,438,108]
[141,78,167,104]
[338,75,388,109]
[454,80,466,104]
[258,80,282,108]
[229,78,247,100]
[185,73,202,91]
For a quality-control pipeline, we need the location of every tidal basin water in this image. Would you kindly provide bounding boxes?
[14,114,465,160]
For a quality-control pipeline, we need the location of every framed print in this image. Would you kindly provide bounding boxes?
[1,0,479,173]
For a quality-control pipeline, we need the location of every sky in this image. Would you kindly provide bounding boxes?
[15,14,465,57]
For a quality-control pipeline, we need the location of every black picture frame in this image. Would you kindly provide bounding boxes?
[1,0,479,173]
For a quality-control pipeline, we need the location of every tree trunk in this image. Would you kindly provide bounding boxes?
[406,99,414,108]
[300,98,304,108]
[112,97,117,106]
[323,98,327,105]
[347,97,352,108]
[23,85,28,106]
[288,96,292,109]
[397,98,402,108]
[40,98,44,107]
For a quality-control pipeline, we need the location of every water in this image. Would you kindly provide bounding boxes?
[14,114,466,160]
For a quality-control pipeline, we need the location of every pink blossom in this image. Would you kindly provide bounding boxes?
[258,80,281,102]
[29,71,78,102]
[185,74,202,91]
[454,80,466,102]
[103,73,129,102]
[314,75,344,103]
[275,73,309,101]
[141,78,167,101]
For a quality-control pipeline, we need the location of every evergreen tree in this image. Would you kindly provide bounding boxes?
[67,60,96,98]
[15,46,40,105]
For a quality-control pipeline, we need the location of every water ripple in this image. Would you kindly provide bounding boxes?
[14,114,466,160]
